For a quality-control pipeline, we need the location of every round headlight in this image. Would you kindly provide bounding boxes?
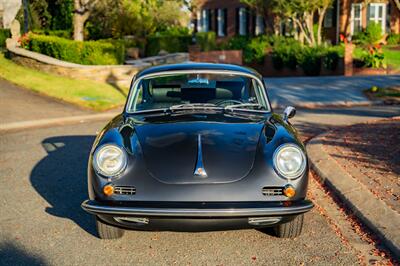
[93,144,127,177]
[273,143,306,179]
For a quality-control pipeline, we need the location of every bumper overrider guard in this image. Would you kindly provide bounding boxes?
[81,200,314,218]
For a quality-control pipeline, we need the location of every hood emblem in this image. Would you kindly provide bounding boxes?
[194,134,208,178]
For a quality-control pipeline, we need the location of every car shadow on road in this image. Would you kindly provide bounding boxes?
[0,241,47,266]
[30,135,97,237]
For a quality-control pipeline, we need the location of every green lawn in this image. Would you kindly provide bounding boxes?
[0,53,128,111]
[354,45,400,69]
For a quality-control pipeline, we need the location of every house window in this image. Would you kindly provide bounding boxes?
[255,15,265,35]
[217,9,227,37]
[351,3,362,35]
[324,7,334,28]
[368,3,387,33]
[201,9,210,32]
[238,8,248,35]
[197,10,202,32]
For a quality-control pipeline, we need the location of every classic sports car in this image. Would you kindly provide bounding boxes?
[81,63,313,239]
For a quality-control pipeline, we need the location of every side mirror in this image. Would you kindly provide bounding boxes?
[283,106,296,122]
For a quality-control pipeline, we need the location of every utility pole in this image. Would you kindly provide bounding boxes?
[23,0,28,33]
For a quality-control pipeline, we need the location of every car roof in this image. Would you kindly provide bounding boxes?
[135,62,263,79]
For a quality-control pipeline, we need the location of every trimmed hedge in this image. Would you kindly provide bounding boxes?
[0,29,11,47]
[27,34,125,65]
[146,35,191,56]
[271,42,344,75]
[31,29,72,39]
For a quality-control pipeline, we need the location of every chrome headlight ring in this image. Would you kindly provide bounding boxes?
[93,144,128,178]
[273,143,306,180]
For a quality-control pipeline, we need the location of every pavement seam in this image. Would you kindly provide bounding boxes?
[0,112,120,134]
[307,132,400,258]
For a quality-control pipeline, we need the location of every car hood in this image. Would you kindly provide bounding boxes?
[134,119,265,184]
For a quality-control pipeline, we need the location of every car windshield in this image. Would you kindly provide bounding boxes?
[126,72,270,113]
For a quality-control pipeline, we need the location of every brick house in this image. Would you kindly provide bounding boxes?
[193,0,400,44]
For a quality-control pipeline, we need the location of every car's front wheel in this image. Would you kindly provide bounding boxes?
[274,214,304,238]
[95,216,125,239]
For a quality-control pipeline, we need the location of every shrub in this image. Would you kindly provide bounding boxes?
[272,41,301,70]
[361,45,386,69]
[297,47,323,76]
[226,35,269,63]
[27,33,125,65]
[0,29,11,47]
[31,29,71,39]
[146,35,191,56]
[227,36,249,50]
[387,34,400,45]
[196,32,216,52]
[157,26,191,36]
[322,46,344,71]
[353,22,383,45]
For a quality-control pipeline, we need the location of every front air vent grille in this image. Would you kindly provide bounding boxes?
[114,186,136,195]
[262,187,284,196]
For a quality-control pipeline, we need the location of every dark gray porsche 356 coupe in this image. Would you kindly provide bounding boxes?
[81,63,313,239]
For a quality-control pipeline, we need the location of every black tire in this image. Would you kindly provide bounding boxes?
[95,216,125,239]
[274,214,304,238]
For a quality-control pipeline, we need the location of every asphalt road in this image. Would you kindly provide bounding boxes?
[1,106,399,265]
[265,75,400,108]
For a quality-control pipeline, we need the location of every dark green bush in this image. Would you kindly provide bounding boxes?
[322,46,344,71]
[272,41,301,70]
[226,35,269,63]
[31,29,71,39]
[227,36,249,50]
[0,29,11,47]
[146,35,191,56]
[387,33,400,45]
[298,47,323,76]
[196,32,216,52]
[28,34,125,65]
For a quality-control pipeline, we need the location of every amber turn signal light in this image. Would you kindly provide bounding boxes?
[283,185,296,198]
[103,184,114,196]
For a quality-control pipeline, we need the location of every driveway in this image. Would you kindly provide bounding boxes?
[1,105,399,265]
[0,78,90,124]
[265,75,400,108]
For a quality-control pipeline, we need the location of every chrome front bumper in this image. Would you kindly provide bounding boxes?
[81,200,314,218]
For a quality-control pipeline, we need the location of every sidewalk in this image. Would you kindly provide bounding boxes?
[0,78,121,133]
[0,78,91,124]
[265,75,400,108]
[307,118,400,257]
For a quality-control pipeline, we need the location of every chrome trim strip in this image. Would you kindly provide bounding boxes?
[125,70,271,114]
[81,200,314,217]
[194,134,207,178]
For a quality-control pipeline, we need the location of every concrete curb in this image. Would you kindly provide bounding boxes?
[307,133,400,258]
[0,112,119,134]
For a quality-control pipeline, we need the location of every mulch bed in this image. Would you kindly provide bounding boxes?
[321,119,400,214]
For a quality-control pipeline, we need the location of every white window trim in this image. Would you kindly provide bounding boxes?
[255,15,265,35]
[368,3,387,33]
[217,9,226,37]
[201,9,209,32]
[350,3,363,35]
[239,8,247,36]
[197,10,202,32]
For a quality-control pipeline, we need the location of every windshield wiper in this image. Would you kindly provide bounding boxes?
[224,103,266,112]
[169,103,222,112]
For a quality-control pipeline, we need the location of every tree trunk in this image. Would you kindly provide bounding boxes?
[73,14,85,41]
[394,0,400,11]
[73,0,90,41]
[317,7,327,45]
